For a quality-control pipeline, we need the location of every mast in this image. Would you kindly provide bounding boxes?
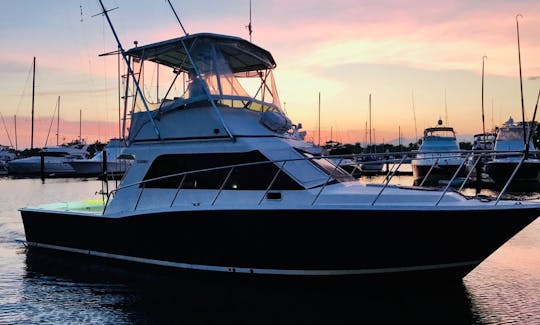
[14,115,17,151]
[369,93,372,148]
[481,56,487,144]
[444,89,448,126]
[31,56,35,150]
[516,14,527,146]
[318,91,321,146]
[79,109,82,142]
[411,90,418,142]
[56,96,60,146]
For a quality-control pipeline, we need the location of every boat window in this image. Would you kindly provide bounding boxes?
[37,152,70,157]
[295,149,355,182]
[142,150,303,190]
[497,128,524,141]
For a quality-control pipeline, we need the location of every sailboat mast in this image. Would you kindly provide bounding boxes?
[481,56,487,144]
[318,91,321,146]
[31,56,35,150]
[369,94,372,147]
[411,91,418,142]
[79,109,82,142]
[56,96,60,146]
[14,115,17,151]
[444,89,448,126]
[516,14,527,146]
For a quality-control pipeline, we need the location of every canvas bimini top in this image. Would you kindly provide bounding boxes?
[125,33,276,73]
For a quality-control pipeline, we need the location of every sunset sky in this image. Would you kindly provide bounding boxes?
[1,0,540,149]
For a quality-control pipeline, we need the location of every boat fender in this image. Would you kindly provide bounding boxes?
[260,110,292,133]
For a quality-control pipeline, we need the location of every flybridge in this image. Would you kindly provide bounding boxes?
[98,8,285,143]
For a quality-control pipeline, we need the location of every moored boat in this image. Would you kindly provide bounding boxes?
[411,120,466,186]
[8,141,90,176]
[486,117,540,189]
[19,3,540,283]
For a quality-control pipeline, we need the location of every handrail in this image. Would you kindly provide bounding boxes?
[495,154,527,205]
[418,158,439,187]
[371,154,408,205]
[258,161,287,205]
[435,151,471,206]
[211,167,235,206]
[312,157,343,205]
[101,149,540,213]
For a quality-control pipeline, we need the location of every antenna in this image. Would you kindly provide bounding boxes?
[482,56,487,144]
[246,0,253,42]
[166,0,188,36]
[516,14,527,146]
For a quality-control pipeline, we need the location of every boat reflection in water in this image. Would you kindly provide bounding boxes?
[19,2,540,285]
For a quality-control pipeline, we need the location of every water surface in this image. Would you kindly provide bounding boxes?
[0,176,538,324]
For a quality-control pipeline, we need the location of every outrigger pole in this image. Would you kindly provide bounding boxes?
[96,0,161,140]
[165,0,234,141]
[166,0,188,36]
[515,14,527,148]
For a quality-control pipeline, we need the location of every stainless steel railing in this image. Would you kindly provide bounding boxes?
[102,149,540,214]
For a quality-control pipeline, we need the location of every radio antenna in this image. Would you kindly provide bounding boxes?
[246,0,253,42]
[166,0,188,36]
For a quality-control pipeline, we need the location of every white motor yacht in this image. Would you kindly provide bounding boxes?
[8,141,89,176]
[68,139,133,178]
[411,120,466,186]
[486,117,540,188]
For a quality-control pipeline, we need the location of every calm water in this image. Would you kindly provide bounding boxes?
[0,176,539,324]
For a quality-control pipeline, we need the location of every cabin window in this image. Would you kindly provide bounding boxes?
[142,150,303,190]
[295,149,356,183]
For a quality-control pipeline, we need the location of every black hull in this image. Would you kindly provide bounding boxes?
[486,161,540,190]
[21,208,539,282]
[412,164,466,186]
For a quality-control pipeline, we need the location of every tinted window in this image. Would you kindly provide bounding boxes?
[142,150,303,190]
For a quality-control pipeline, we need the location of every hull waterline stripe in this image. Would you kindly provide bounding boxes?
[23,241,481,275]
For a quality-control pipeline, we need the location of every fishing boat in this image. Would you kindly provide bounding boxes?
[19,4,540,283]
[411,120,466,186]
[485,117,540,189]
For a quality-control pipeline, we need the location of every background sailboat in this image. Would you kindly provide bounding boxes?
[359,94,384,173]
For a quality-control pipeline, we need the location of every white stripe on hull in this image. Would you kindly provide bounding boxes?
[23,241,480,276]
